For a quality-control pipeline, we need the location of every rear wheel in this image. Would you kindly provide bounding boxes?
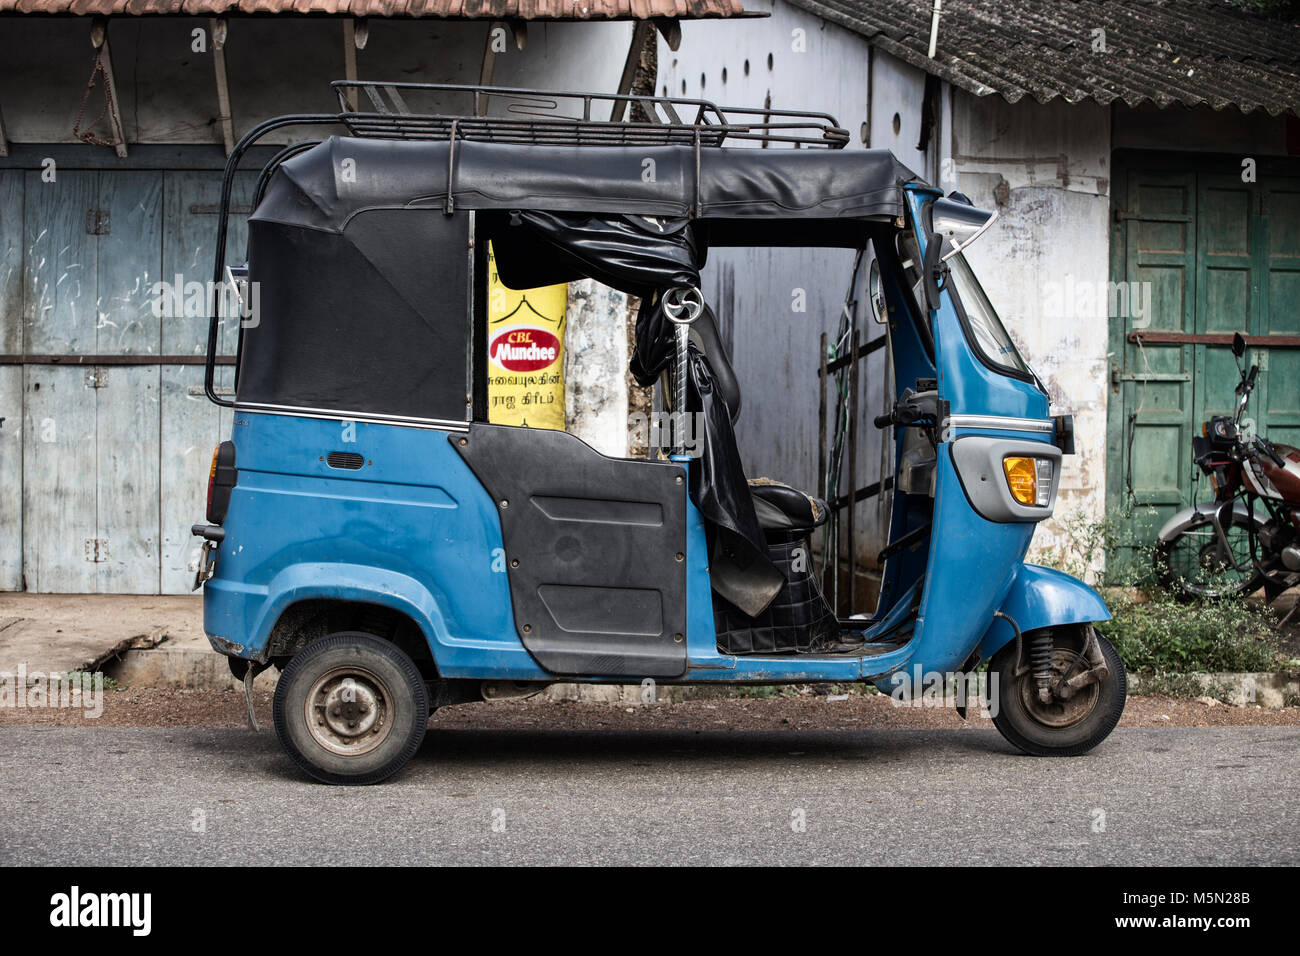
[273,631,429,785]
[989,625,1125,757]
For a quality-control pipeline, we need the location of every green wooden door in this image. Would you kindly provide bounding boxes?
[1257,176,1300,450]
[1108,154,1300,574]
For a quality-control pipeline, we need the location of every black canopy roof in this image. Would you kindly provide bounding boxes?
[254,137,919,232]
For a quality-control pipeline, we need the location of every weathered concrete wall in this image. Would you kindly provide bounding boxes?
[949,91,1113,571]
[564,280,630,458]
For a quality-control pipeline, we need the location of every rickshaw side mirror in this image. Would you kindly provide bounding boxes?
[932,196,999,263]
[867,259,887,325]
[1232,332,1247,359]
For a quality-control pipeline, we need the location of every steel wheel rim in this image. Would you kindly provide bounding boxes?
[1165,525,1255,597]
[304,665,394,757]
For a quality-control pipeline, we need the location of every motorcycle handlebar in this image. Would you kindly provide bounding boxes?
[875,402,938,431]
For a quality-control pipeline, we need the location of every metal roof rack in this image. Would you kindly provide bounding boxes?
[331,81,850,149]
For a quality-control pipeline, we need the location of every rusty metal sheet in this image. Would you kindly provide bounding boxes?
[0,0,749,17]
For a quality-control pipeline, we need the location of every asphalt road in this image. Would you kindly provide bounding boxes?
[2,725,1297,865]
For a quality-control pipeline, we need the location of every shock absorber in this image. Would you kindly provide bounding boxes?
[1030,631,1055,704]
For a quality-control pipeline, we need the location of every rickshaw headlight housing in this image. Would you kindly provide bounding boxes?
[1003,456,1053,507]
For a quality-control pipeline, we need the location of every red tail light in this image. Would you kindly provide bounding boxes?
[206,446,219,519]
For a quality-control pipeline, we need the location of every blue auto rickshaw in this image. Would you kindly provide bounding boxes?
[192,82,1125,784]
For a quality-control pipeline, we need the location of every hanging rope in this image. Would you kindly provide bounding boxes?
[73,47,121,149]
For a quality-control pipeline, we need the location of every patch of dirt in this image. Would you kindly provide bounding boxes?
[2,687,1298,730]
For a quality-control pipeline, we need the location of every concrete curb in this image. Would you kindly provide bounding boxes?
[1128,671,1299,709]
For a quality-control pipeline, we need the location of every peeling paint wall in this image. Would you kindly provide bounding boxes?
[564,280,630,459]
[949,91,1113,573]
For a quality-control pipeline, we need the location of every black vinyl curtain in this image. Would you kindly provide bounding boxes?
[509,211,782,616]
[501,211,702,297]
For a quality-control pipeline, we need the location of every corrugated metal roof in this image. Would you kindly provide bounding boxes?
[0,0,747,18]
[785,0,1300,116]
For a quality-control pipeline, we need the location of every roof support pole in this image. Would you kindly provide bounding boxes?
[88,17,127,158]
[342,18,368,110]
[480,21,502,87]
[0,103,8,157]
[926,0,942,59]
[610,20,656,122]
[210,18,235,156]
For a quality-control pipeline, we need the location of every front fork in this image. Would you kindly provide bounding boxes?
[1209,498,1245,571]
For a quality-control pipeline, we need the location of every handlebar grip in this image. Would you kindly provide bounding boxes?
[1258,438,1286,468]
[873,413,894,429]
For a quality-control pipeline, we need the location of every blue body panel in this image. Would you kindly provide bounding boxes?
[886,452,1036,682]
[201,184,1109,687]
[204,412,549,680]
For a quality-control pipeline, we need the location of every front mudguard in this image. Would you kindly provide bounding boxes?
[1156,500,1264,542]
[977,564,1110,661]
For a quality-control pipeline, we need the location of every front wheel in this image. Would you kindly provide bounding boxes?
[988,625,1126,757]
[273,631,430,785]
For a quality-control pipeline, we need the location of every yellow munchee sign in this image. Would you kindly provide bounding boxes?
[486,243,567,429]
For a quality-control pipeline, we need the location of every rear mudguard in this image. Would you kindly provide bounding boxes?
[1157,500,1266,542]
[203,562,552,681]
[976,564,1110,661]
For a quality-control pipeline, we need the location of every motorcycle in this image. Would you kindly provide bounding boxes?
[1154,333,1300,607]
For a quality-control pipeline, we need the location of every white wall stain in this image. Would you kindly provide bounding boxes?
[953,92,1111,571]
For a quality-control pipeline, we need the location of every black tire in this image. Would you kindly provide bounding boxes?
[273,631,429,785]
[1153,528,1264,603]
[989,626,1126,757]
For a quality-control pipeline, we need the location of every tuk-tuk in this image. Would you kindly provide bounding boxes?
[193,82,1125,785]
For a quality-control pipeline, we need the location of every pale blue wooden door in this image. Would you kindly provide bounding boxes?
[0,170,23,590]
[3,166,252,593]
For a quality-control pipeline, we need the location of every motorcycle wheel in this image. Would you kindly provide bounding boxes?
[1153,523,1264,601]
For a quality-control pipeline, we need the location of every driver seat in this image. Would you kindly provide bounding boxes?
[689,305,829,538]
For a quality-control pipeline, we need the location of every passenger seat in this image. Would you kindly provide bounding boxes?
[688,304,829,538]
